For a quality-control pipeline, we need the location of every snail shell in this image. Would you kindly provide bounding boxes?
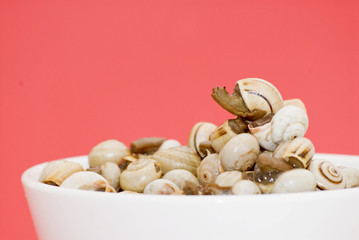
[273,137,315,168]
[151,146,201,176]
[308,159,346,190]
[163,169,200,194]
[60,171,116,192]
[198,183,232,195]
[338,166,359,188]
[158,139,181,150]
[237,78,283,116]
[143,179,180,195]
[248,120,277,151]
[130,137,166,155]
[188,122,217,158]
[283,98,306,111]
[271,106,308,145]
[119,159,162,192]
[232,180,262,195]
[39,160,84,186]
[88,139,131,167]
[219,133,260,171]
[209,118,247,153]
[100,162,121,191]
[197,153,224,185]
[215,171,243,188]
[270,169,316,193]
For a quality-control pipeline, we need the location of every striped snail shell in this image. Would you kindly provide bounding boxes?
[308,159,346,190]
[273,137,314,168]
[209,117,247,153]
[151,146,201,176]
[237,78,284,116]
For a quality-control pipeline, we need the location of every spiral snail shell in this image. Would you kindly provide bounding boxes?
[119,159,162,192]
[271,105,308,145]
[197,153,224,185]
[308,159,346,190]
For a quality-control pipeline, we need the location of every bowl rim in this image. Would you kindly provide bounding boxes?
[21,153,359,202]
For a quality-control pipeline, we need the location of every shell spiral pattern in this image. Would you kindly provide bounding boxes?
[309,159,346,190]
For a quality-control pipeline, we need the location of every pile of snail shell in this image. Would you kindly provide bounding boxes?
[39,78,359,195]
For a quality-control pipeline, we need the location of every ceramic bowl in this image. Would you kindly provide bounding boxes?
[22,153,359,240]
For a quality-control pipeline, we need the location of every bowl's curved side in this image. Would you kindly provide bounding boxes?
[21,154,359,240]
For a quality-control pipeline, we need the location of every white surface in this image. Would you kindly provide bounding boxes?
[22,153,359,240]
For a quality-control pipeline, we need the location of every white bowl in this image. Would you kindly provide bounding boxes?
[22,153,359,240]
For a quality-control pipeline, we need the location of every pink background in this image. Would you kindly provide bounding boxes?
[1,0,358,239]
